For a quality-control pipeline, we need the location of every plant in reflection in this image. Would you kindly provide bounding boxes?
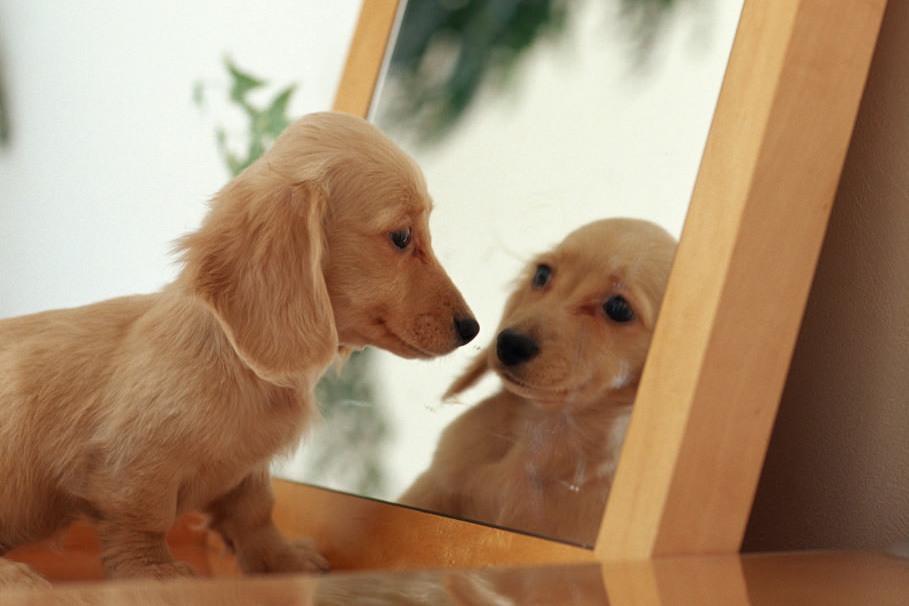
[194,59,390,496]
[380,0,702,144]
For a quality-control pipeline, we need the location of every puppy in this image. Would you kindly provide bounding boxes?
[0,111,478,588]
[400,218,676,546]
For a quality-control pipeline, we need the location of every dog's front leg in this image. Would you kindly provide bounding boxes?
[207,467,329,574]
[94,493,194,580]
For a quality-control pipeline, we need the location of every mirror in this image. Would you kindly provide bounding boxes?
[272,0,745,545]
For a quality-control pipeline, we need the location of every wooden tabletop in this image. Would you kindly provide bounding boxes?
[5,546,907,604]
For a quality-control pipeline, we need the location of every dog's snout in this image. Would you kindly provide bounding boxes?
[496,328,539,366]
[455,316,480,345]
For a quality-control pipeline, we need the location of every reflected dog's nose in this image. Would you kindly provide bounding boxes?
[496,328,539,366]
[455,316,480,345]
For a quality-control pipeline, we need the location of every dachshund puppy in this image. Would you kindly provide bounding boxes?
[400,218,676,545]
[0,111,478,588]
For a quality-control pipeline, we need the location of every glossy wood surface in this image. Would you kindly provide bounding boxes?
[270,481,596,569]
[5,545,907,604]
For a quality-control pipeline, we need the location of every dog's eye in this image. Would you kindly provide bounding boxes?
[389,227,412,250]
[604,296,635,323]
[531,264,552,289]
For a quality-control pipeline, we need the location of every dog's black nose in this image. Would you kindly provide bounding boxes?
[497,328,539,366]
[455,316,480,345]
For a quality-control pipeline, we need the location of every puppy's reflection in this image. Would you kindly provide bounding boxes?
[315,564,607,605]
[400,219,677,545]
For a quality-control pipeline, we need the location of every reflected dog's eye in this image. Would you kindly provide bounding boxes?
[604,295,635,323]
[389,227,412,250]
[531,264,552,289]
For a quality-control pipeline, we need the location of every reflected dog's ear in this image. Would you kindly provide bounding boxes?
[177,174,337,387]
[443,347,491,400]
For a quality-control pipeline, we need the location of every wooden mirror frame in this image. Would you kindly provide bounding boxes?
[270,0,887,569]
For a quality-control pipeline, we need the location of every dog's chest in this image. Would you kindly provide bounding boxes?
[472,409,629,532]
[512,425,612,492]
[176,386,312,510]
[517,407,625,473]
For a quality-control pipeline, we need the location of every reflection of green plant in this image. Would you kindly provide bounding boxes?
[381,0,568,144]
[618,0,689,64]
[309,351,390,494]
[194,59,389,496]
[380,0,695,145]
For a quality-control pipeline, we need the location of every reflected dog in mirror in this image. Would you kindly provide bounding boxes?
[0,111,477,589]
[400,219,676,545]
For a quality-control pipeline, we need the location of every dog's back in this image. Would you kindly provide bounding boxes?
[0,296,156,547]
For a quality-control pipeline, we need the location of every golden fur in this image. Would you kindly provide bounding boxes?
[400,219,676,545]
[0,111,477,588]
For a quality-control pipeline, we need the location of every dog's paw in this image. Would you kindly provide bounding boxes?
[110,559,195,581]
[286,537,330,573]
[145,560,196,580]
[0,559,53,590]
[239,537,329,575]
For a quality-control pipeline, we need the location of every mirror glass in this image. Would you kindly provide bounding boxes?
[274,0,744,545]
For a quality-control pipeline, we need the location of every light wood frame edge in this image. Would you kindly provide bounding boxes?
[598,0,887,559]
[331,0,401,116]
[274,0,887,568]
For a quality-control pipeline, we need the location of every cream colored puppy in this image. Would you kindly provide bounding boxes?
[0,111,478,588]
[401,219,676,545]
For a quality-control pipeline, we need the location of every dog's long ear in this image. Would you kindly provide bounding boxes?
[177,175,337,387]
[443,347,491,401]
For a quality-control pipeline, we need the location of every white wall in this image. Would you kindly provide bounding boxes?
[0,0,360,315]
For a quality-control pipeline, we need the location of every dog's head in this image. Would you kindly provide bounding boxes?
[178,111,477,386]
[446,218,677,411]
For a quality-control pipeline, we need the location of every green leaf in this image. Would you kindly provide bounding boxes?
[261,85,296,137]
[226,58,266,104]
